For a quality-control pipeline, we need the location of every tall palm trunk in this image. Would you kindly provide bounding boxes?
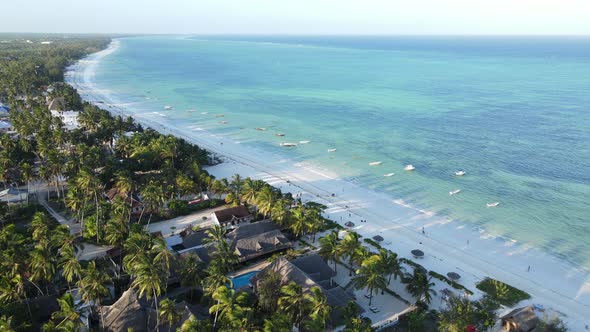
[153,289,160,332]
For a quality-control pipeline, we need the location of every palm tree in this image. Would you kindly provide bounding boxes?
[319,231,342,274]
[140,180,165,226]
[77,261,111,324]
[376,248,402,285]
[340,231,362,276]
[76,169,103,242]
[20,162,33,203]
[66,186,86,235]
[202,269,232,298]
[306,286,331,329]
[209,286,251,329]
[406,270,436,305]
[352,255,387,306]
[178,253,204,301]
[159,298,180,329]
[229,174,243,204]
[240,178,262,206]
[114,171,134,221]
[203,225,226,244]
[289,205,308,238]
[271,198,290,226]
[29,245,56,294]
[46,293,83,332]
[130,257,165,332]
[104,215,129,248]
[255,185,278,219]
[151,237,175,288]
[59,245,82,290]
[178,314,212,332]
[278,281,309,329]
[263,313,291,332]
[0,316,14,332]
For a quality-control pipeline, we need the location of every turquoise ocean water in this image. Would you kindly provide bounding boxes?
[81,36,590,268]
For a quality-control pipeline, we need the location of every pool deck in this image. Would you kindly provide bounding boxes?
[228,260,272,278]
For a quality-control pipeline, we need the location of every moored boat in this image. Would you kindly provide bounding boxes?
[369,161,382,166]
[487,202,500,207]
[164,105,173,110]
[455,170,466,176]
[404,164,415,171]
[384,173,395,177]
[256,127,266,131]
[280,142,297,147]
[449,189,461,195]
[275,133,285,136]
[328,148,337,152]
[299,140,311,144]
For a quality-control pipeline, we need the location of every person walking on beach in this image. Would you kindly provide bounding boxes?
[527,265,531,272]
[422,227,425,235]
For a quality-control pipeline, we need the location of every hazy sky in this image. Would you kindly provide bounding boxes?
[1,0,590,35]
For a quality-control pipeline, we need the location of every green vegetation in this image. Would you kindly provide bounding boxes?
[476,278,531,307]
[428,271,473,296]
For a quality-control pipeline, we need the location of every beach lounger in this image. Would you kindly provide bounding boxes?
[370,306,380,313]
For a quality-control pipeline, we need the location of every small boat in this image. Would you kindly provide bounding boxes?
[201,112,208,115]
[328,148,337,152]
[186,109,197,113]
[455,170,466,176]
[164,105,173,110]
[449,189,461,195]
[215,114,225,117]
[255,127,266,131]
[220,121,228,124]
[404,164,415,171]
[280,142,297,147]
[369,161,382,166]
[275,133,285,137]
[299,140,310,144]
[384,173,395,177]
[486,202,500,207]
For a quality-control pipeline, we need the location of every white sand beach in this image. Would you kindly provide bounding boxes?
[67,41,590,330]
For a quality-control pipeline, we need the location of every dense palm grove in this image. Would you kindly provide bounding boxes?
[0,36,569,332]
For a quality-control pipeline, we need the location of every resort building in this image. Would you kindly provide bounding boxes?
[99,288,200,332]
[48,97,80,130]
[251,254,357,324]
[500,305,544,332]
[227,220,292,262]
[210,205,252,226]
[0,187,28,203]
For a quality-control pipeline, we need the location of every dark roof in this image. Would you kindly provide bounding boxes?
[99,288,157,332]
[501,305,540,332]
[227,221,291,262]
[291,254,336,283]
[214,205,250,223]
[233,229,292,262]
[178,246,214,265]
[252,255,354,309]
[228,220,281,241]
[180,228,210,249]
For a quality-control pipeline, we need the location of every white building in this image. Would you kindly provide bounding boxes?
[50,110,80,130]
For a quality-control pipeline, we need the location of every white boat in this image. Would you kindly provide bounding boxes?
[220,121,228,124]
[164,105,173,110]
[201,111,208,115]
[255,127,266,131]
[186,109,197,113]
[327,148,337,152]
[455,170,466,176]
[449,189,461,195]
[280,142,297,147]
[404,164,415,171]
[369,161,382,166]
[275,133,285,137]
[384,173,395,177]
[486,202,500,207]
[215,114,225,117]
[299,140,311,144]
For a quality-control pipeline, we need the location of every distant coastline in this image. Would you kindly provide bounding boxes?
[66,37,590,330]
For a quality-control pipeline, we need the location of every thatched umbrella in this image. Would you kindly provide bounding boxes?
[447,272,461,280]
[345,221,355,228]
[411,249,424,258]
[372,235,384,242]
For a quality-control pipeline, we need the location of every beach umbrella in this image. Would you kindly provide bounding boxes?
[372,235,384,242]
[447,272,461,281]
[411,249,424,258]
[345,221,355,228]
[415,266,428,275]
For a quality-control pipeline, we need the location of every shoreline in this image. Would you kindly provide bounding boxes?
[66,39,590,330]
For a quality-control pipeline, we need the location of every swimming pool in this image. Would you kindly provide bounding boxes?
[230,270,260,289]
